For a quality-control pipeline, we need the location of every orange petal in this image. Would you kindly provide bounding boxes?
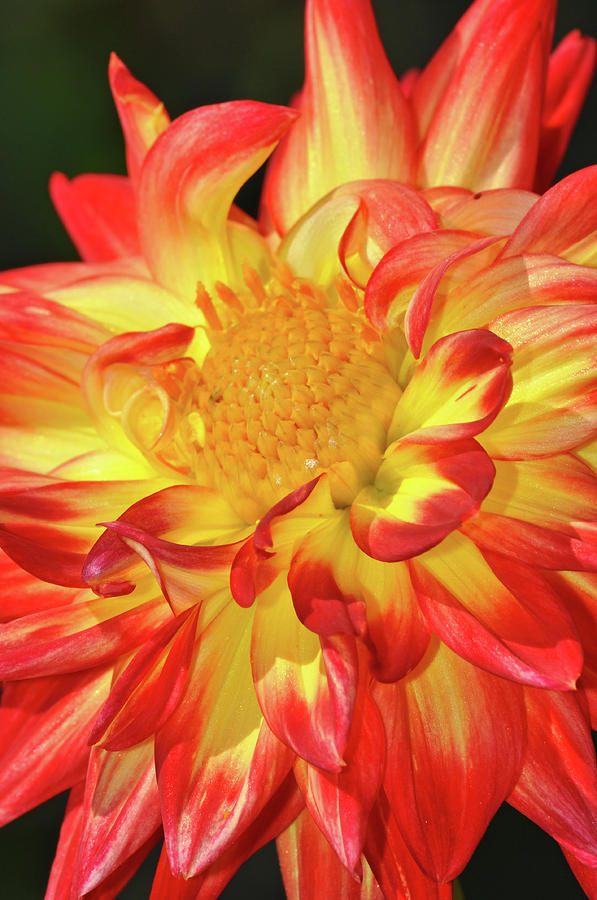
[414,531,583,689]
[108,53,171,189]
[374,639,526,881]
[252,577,358,771]
[262,0,416,234]
[509,687,597,865]
[293,681,385,873]
[535,33,597,192]
[73,740,162,896]
[0,667,110,825]
[277,806,384,900]
[138,101,296,296]
[416,0,556,190]
[155,598,293,876]
[49,172,140,262]
[502,165,597,266]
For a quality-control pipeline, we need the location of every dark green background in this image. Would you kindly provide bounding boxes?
[1,0,596,897]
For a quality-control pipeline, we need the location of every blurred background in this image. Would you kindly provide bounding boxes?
[1,0,596,897]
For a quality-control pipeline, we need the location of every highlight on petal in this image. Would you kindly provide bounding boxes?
[49,172,141,262]
[416,0,556,190]
[109,52,171,189]
[138,101,297,297]
[375,639,526,881]
[263,0,416,234]
[350,438,495,563]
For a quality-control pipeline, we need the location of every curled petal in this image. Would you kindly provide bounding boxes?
[263,0,416,234]
[138,101,296,296]
[109,52,171,189]
[351,438,495,563]
[509,688,597,865]
[375,639,526,881]
[502,165,597,266]
[252,577,358,772]
[49,173,140,262]
[389,329,513,443]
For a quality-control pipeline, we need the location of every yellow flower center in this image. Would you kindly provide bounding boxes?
[195,291,401,522]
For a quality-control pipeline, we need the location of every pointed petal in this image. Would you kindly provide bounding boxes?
[277,807,384,900]
[535,33,597,192]
[416,0,556,190]
[150,774,303,900]
[89,607,198,750]
[0,667,110,825]
[483,304,597,457]
[138,101,296,296]
[156,598,293,876]
[252,577,358,771]
[74,741,162,896]
[108,52,171,189]
[365,792,454,900]
[263,0,416,234]
[375,639,526,881]
[509,687,597,865]
[49,172,140,262]
[351,438,495,563]
[502,165,597,266]
[414,531,583,689]
[293,682,385,873]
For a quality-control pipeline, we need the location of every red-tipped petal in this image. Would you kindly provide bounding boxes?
[138,101,296,296]
[536,33,597,192]
[293,683,385,873]
[109,53,171,189]
[375,639,526,881]
[277,806,384,900]
[49,172,140,262]
[351,439,495,563]
[252,577,358,772]
[263,0,416,235]
[414,532,583,690]
[0,667,110,825]
[509,687,597,865]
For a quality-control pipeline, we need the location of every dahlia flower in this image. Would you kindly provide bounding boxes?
[1,0,597,897]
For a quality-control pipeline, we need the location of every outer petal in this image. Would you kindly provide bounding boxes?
[501,165,597,266]
[262,0,416,234]
[277,806,384,900]
[155,598,294,877]
[252,576,358,772]
[137,101,296,296]
[293,681,385,873]
[416,0,555,190]
[108,52,171,189]
[374,639,526,881]
[414,531,583,689]
[482,304,597,458]
[0,550,79,622]
[0,667,110,825]
[535,33,597,192]
[149,773,303,900]
[49,172,141,262]
[73,740,162,896]
[509,687,597,865]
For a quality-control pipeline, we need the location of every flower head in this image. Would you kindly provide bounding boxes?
[1,0,597,897]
